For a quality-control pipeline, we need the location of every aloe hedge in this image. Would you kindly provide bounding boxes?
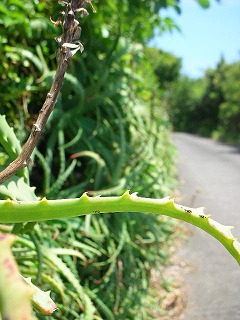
[0,0,232,319]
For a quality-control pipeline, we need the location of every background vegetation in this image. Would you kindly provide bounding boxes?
[167,58,240,144]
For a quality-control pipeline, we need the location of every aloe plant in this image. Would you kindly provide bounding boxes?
[1,191,240,265]
[0,232,34,320]
[0,0,239,319]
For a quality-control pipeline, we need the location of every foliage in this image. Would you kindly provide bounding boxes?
[0,0,179,318]
[144,47,182,90]
[166,76,205,132]
[196,58,225,136]
[0,0,225,319]
[167,58,240,143]
[0,0,57,134]
[214,61,240,143]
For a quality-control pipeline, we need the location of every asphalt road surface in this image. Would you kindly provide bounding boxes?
[173,132,240,320]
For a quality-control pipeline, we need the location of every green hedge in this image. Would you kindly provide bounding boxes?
[0,0,180,318]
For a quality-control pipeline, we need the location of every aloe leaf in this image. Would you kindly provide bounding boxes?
[0,115,22,159]
[41,247,96,318]
[0,191,240,265]
[0,176,37,201]
[23,277,57,316]
[0,115,29,181]
[0,232,34,320]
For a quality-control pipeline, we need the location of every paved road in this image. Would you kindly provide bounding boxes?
[173,133,240,320]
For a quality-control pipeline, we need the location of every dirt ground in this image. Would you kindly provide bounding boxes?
[149,221,192,320]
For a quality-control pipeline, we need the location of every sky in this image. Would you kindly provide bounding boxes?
[150,0,240,78]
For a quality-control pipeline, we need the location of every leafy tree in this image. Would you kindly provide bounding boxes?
[216,61,240,143]
[167,57,240,143]
[196,57,226,136]
[166,76,205,132]
[144,47,182,90]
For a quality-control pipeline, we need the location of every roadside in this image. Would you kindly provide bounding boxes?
[172,132,240,320]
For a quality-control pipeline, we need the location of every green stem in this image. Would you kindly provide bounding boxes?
[1,191,240,264]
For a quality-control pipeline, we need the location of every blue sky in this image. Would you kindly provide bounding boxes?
[150,0,240,78]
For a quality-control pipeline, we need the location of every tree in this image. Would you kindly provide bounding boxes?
[216,61,240,143]
[144,47,182,90]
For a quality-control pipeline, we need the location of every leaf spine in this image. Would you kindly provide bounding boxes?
[233,241,240,254]
[121,190,131,199]
[40,197,48,203]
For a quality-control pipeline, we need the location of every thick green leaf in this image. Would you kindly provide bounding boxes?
[0,176,37,201]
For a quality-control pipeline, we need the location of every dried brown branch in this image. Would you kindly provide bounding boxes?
[0,0,94,185]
